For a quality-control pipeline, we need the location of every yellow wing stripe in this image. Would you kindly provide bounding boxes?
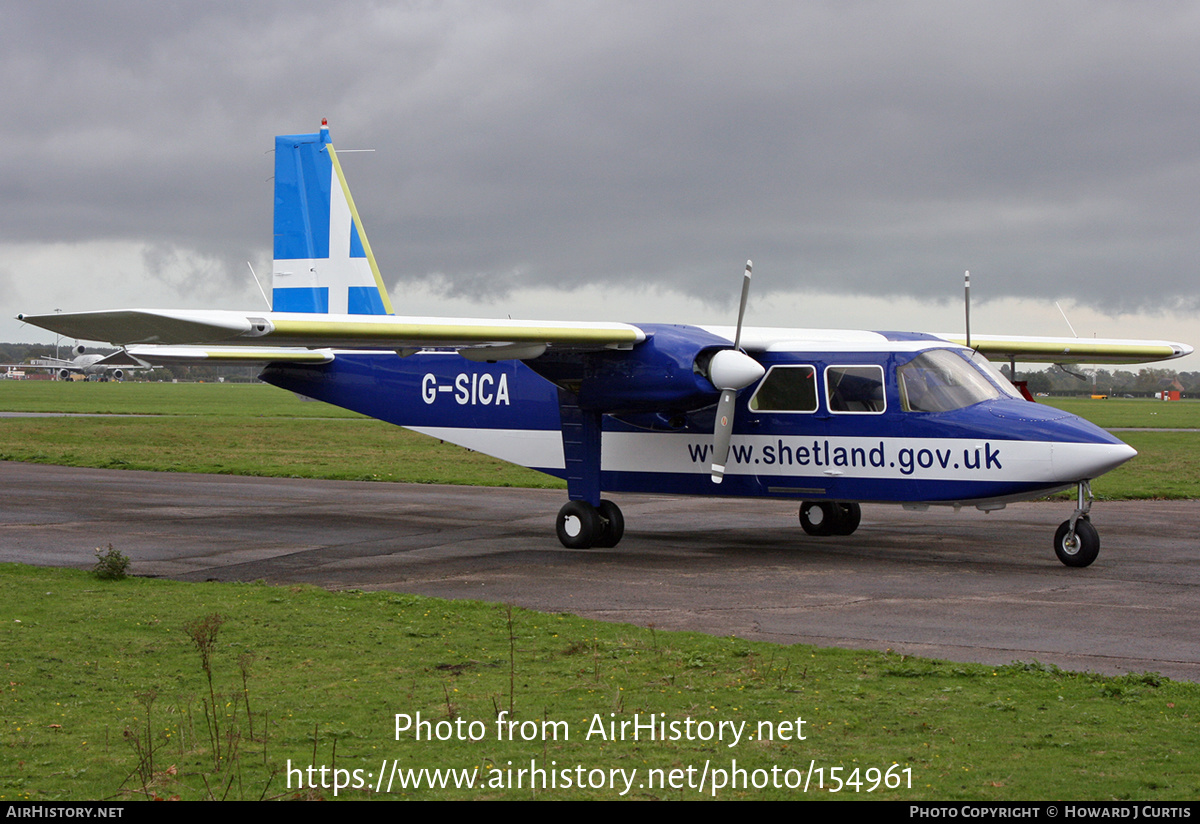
[164,350,333,362]
[943,336,1186,362]
[267,319,643,345]
[125,346,335,365]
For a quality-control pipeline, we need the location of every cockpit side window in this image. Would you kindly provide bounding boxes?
[825,365,886,414]
[898,349,1005,412]
[749,365,818,412]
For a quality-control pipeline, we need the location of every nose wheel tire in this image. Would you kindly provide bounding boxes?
[1054,518,1099,567]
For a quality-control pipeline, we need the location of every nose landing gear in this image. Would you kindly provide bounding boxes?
[1054,481,1099,567]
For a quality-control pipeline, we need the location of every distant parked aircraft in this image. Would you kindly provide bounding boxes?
[1,345,149,381]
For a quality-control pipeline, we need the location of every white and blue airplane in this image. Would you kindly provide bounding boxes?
[19,120,1193,567]
[0,345,149,381]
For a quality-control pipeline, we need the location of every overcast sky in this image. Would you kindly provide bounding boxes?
[2,1,1197,365]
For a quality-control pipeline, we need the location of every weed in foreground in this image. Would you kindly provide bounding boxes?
[182,613,226,766]
[91,544,130,580]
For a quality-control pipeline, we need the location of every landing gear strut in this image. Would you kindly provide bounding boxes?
[1054,481,1099,567]
[799,501,861,536]
[556,499,624,549]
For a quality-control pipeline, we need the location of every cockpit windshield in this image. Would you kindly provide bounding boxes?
[968,351,1027,400]
[898,349,1006,413]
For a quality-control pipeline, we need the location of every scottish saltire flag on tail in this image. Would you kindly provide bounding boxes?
[272,119,394,316]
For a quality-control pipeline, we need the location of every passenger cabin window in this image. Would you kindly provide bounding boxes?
[898,349,1006,412]
[825,365,886,413]
[749,365,818,412]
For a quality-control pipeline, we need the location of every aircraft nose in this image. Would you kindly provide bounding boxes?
[989,400,1137,482]
[988,400,1137,481]
[1052,440,1137,482]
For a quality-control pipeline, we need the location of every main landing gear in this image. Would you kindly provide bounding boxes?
[556,499,625,549]
[798,501,862,536]
[554,487,1105,564]
[1054,480,1100,567]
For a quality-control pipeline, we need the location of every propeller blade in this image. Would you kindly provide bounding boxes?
[711,388,738,483]
[711,260,760,484]
[733,260,752,350]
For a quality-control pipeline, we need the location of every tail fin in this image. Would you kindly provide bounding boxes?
[272,119,393,315]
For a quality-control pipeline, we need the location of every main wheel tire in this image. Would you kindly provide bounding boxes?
[799,501,843,536]
[832,502,862,535]
[1054,518,1100,567]
[592,499,625,548]
[556,501,600,549]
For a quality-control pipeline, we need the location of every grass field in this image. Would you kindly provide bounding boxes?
[4,564,1198,801]
[1037,397,1200,499]
[3,382,1199,801]
[0,382,563,488]
[0,381,364,417]
[1041,396,1199,429]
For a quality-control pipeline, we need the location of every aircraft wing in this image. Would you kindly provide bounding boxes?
[27,357,74,368]
[22,309,1190,366]
[932,333,1193,364]
[697,325,1193,365]
[17,309,647,354]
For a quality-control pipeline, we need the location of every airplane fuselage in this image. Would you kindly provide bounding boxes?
[259,326,1134,509]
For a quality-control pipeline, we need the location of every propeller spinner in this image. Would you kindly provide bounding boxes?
[710,261,765,483]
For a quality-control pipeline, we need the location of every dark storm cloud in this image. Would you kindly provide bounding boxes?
[2,1,1198,313]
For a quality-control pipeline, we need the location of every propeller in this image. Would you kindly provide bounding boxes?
[710,260,765,483]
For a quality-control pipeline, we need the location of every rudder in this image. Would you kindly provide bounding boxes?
[272,119,393,315]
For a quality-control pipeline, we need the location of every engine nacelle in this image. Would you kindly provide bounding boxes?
[531,324,747,415]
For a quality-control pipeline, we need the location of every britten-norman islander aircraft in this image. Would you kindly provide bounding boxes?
[18,121,1192,567]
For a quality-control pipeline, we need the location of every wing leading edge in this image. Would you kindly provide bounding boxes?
[19,311,1194,366]
[17,308,647,353]
[932,333,1193,364]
